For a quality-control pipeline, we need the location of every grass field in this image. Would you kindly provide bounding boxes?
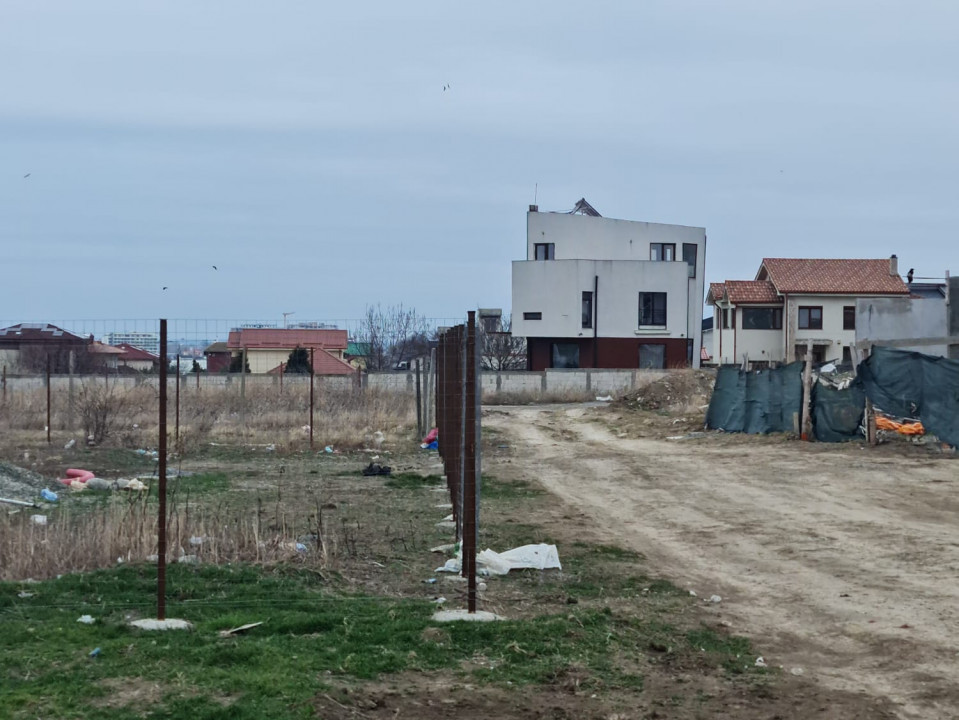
[0,407,794,720]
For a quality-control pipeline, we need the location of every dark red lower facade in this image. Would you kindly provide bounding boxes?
[527,337,692,371]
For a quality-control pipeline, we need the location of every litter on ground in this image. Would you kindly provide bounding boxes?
[436,543,561,576]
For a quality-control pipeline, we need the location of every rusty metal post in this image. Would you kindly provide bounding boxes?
[463,312,478,612]
[2,364,6,404]
[415,358,423,439]
[175,355,180,448]
[158,319,168,621]
[309,348,315,450]
[46,355,51,444]
[196,366,200,391]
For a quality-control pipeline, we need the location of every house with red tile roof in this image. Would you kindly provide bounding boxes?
[116,343,160,372]
[225,328,355,375]
[707,256,909,367]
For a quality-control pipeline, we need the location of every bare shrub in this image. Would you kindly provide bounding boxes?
[76,379,137,444]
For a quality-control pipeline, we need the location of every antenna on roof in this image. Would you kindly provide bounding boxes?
[282,312,295,328]
[534,183,538,205]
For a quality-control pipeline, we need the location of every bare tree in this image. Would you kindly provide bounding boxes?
[480,315,527,371]
[357,304,432,371]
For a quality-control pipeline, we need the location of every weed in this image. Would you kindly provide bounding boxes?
[383,473,443,490]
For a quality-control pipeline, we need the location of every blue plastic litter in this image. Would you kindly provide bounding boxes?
[40,489,58,502]
[89,647,101,658]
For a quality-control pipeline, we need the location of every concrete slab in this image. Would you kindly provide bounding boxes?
[129,618,193,631]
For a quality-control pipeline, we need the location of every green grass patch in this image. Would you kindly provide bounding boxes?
[0,563,704,719]
[572,541,643,561]
[480,476,545,500]
[686,626,760,674]
[384,473,444,489]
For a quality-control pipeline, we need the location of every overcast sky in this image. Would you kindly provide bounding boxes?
[3,1,958,325]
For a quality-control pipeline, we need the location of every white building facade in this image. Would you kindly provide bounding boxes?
[511,206,706,370]
[709,257,910,367]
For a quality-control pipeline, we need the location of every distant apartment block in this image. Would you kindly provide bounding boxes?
[106,332,160,356]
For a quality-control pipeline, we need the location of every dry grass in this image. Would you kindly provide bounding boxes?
[0,486,341,582]
[0,380,415,452]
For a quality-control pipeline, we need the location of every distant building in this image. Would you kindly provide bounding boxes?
[708,256,910,367]
[106,332,159,356]
[116,343,160,372]
[0,323,90,373]
[204,342,232,373]
[511,201,706,370]
[226,328,354,375]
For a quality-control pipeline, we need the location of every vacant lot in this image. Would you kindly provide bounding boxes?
[1,380,940,718]
[484,403,959,719]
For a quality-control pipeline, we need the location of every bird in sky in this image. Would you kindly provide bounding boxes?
[443,83,451,91]
[162,286,168,290]
[23,173,30,178]
[212,265,217,270]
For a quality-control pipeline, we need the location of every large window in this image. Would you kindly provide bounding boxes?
[798,306,823,330]
[639,344,666,369]
[523,311,542,320]
[843,306,856,331]
[638,292,667,327]
[534,243,555,260]
[582,291,593,329]
[649,243,675,262]
[682,243,697,278]
[742,307,783,330]
[551,343,579,369]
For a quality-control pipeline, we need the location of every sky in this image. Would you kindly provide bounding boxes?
[3,1,958,326]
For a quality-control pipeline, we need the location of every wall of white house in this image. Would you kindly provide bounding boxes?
[786,295,861,363]
[514,211,706,366]
[512,259,693,340]
[526,211,705,262]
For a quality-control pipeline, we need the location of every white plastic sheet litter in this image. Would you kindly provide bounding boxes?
[436,543,561,576]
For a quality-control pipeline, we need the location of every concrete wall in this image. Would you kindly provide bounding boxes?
[856,296,951,357]
[513,211,705,368]
[0,369,666,400]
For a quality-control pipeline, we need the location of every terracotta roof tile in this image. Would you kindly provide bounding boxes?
[227,328,348,350]
[760,258,909,295]
[267,349,357,376]
[116,343,158,361]
[707,282,726,303]
[725,280,781,305]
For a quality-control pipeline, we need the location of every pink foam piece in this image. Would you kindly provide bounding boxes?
[58,468,94,485]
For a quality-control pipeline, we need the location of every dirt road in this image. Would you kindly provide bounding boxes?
[485,404,959,720]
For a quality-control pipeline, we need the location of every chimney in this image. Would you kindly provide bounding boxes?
[889,254,898,277]
[529,204,538,213]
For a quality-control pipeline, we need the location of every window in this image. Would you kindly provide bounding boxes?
[582,291,593,329]
[534,243,555,260]
[742,307,783,330]
[843,306,856,331]
[523,311,542,320]
[551,343,579,369]
[639,344,666,369]
[649,243,675,262]
[682,243,697,278]
[798,306,823,330]
[638,292,667,326]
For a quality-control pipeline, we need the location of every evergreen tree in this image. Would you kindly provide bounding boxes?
[285,346,312,374]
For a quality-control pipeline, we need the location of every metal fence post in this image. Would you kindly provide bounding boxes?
[46,355,51,444]
[463,312,478,613]
[158,319,168,621]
